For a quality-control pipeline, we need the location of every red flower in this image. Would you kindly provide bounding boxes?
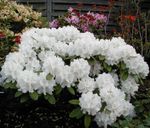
[14,36,21,44]
[129,16,136,22]
[0,32,5,39]
[121,15,136,22]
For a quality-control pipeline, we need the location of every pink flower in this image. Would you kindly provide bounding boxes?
[13,36,21,44]
[95,14,107,22]
[49,19,59,28]
[81,24,89,32]
[0,32,5,39]
[68,7,74,13]
[65,15,79,24]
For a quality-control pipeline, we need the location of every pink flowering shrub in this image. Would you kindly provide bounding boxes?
[49,7,107,34]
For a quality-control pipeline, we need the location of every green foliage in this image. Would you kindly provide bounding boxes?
[103,62,112,72]
[29,92,39,101]
[68,99,79,105]
[120,70,129,81]
[67,87,75,95]
[44,94,56,104]
[14,91,22,98]
[69,108,84,119]
[84,115,91,128]
[98,55,105,61]
[3,82,17,89]
[54,84,62,95]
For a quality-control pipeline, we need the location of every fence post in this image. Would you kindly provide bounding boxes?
[47,0,52,21]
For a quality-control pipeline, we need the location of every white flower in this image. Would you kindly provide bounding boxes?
[121,76,139,96]
[96,73,115,89]
[70,58,90,80]
[79,92,102,116]
[77,77,96,93]
[110,72,119,87]
[16,70,39,93]
[37,72,56,95]
[95,112,117,128]
[124,54,149,78]
[106,45,137,65]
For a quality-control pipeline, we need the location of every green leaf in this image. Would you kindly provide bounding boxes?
[29,92,39,101]
[120,70,128,81]
[44,94,56,104]
[69,99,79,105]
[46,73,53,81]
[67,87,75,95]
[139,78,144,85]
[98,55,105,61]
[100,102,107,112]
[69,108,83,119]
[3,82,17,89]
[54,85,62,95]
[20,95,29,103]
[103,63,112,72]
[15,91,22,98]
[88,59,95,65]
[120,62,126,70]
[84,115,91,128]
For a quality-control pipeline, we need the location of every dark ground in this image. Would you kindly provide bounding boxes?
[0,88,98,128]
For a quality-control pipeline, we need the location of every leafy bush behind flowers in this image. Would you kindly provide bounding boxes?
[114,0,150,59]
[0,0,43,35]
[0,26,149,128]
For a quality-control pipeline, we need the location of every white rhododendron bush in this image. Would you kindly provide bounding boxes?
[0,26,149,128]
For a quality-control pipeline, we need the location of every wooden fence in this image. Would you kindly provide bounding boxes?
[16,0,149,31]
[16,0,123,31]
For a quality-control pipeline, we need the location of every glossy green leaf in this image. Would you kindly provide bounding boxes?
[45,94,56,104]
[69,108,83,119]
[84,115,91,128]
[54,85,62,95]
[67,87,75,95]
[98,55,105,61]
[103,63,112,72]
[15,91,22,98]
[69,99,79,105]
[120,62,126,70]
[30,92,39,101]
[120,70,128,81]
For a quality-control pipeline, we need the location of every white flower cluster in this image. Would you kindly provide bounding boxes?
[0,26,149,127]
[95,73,135,127]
